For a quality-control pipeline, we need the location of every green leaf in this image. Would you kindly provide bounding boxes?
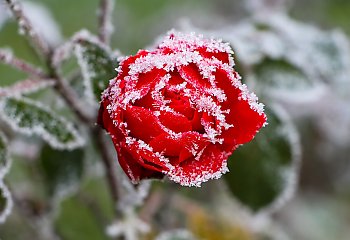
[254,58,314,92]
[39,144,84,196]
[55,195,109,240]
[0,97,84,150]
[310,32,350,81]
[0,132,10,180]
[0,181,13,224]
[74,37,116,101]
[224,106,300,212]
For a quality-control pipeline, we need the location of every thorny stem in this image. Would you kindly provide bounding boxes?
[5,0,50,57]
[0,49,48,79]
[98,0,114,44]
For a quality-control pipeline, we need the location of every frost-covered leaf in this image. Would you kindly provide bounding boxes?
[224,105,301,213]
[155,230,196,240]
[0,132,11,180]
[254,58,312,89]
[253,58,324,101]
[0,97,84,150]
[39,144,84,196]
[74,34,116,102]
[0,181,13,224]
[309,31,350,82]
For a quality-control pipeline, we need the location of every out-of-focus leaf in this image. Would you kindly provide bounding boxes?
[39,144,84,196]
[74,37,116,101]
[309,32,350,82]
[254,58,314,93]
[0,181,13,224]
[0,132,10,180]
[55,195,109,240]
[0,97,84,150]
[224,106,300,213]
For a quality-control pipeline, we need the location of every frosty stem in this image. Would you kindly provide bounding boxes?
[98,0,114,44]
[5,0,50,57]
[94,127,121,215]
[0,49,47,79]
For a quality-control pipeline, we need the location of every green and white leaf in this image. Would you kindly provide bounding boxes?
[0,97,85,150]
[39,144,84,198]
[0,132,11,180]
[0,181,13,224]
[73,31,116,102]
[253,58,326,102]
[224,105,301,214]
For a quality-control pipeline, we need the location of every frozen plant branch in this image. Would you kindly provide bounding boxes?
[0,49,48,79]
[5,0,50,57]
[98,0,114,44]
[48,64,94,124]
[0,78,55,98]
[93,127,121,216]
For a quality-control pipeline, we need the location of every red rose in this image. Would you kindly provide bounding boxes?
[98,31,266,187]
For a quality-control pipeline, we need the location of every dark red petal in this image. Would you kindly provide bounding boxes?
[168,144,230,186]
[215,68,266,146]
[124,105,165,143]
[136,69,166,89]
[178,64,211,89]
[118,50,149,81]
[149,132,209,164]
[117,145,164,183]
[190,110,204,132]
[197,46,230,64]
[124,141,169,172]
[158,111,192,133]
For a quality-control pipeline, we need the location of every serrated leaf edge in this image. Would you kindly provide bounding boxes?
[0,97,85,150]
[0,180,13,224]
[0,132,11,180]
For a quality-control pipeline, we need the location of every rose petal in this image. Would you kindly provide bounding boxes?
[197,46,230,64]
[215,68,266,146]
[158,110,192,133]
[178,64,211,89]
[149,132,209,164]
[124,105,165,142]
[117,145,164,183]
[124,141,170,172]
[168,144,230,187]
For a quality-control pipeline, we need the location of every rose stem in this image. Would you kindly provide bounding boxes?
[0,49,48,79]
[98,0,114,45]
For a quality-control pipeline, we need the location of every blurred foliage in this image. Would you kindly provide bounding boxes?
[225,107,298,212]
[188,209,252,240]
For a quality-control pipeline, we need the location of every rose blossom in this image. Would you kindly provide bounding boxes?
[98,31,266,187]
